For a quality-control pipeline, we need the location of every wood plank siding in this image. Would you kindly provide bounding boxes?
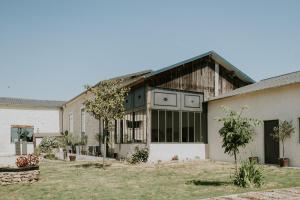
[147,56,247,99]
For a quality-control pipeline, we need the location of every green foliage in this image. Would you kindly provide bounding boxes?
[84,79,129,165]
[233,161,264,188]
[39,136,60,154]
[272,120,295,158]
[128,147,149,164]
[44,154,58,160]
[218,106,260,170]
[84,79,129,132]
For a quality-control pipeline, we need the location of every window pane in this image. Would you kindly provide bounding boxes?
[201,112,208,143]
[11,128,19,143]
[166,111,172,142]
[182,112,188,142]
[173,111,180,142]
[189,112,194,142]
[151,110,158,142]
[159,110,166,142]
[195,113,201,142]
[120,120,124,143]
[81,109,85,133]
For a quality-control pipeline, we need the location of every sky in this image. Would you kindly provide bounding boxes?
[0,0,299,101]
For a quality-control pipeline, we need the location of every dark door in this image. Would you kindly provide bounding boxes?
[264,120,279,164]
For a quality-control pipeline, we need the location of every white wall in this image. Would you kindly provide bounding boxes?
[208,84,300,166]
[0,107,61,156]
[148,143,207,162]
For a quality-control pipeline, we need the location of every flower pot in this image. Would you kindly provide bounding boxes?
[249,156,259,164]
[279,158,289,167]
[69,155,76,162]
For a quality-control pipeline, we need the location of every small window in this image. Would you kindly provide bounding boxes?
[11,126,34,143]
[81,108,86,134]
[69,113,74,133]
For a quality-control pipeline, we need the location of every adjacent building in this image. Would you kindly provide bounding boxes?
[0,97,64,156]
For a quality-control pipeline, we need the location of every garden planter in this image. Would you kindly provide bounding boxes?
[69,155,76,161]
[249,156,259,164]
[279,158,289,167]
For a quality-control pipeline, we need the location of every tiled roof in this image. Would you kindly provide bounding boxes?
[0,97,65,108]
[209,70,300,101]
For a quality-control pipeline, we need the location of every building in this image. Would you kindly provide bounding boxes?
[62,51,254,161]
[0,97,64,156]
[207,71,300,166]
[3,51,299,167]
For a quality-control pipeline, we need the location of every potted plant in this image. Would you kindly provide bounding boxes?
[59,131,69,160]
[69,134,80,161]
[272,120,295,167]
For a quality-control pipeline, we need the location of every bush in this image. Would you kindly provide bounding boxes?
[27,154,39,166]
[16,154,39,168]
[39,136,60,154]
[44,154,57,160]
[128,147,149,164]
[16,156,29,168]
[233,161,264,188]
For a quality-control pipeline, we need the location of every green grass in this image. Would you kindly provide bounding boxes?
[1,160,300,200]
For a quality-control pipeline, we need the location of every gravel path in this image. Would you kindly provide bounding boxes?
[206,187,300,200]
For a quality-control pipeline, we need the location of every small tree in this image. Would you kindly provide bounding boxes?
[272,120,295,158]
[218,106,260,172]
[84,79,129,167]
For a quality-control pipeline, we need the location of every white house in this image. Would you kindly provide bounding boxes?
[0,97,64,156]
[207,71,300,167]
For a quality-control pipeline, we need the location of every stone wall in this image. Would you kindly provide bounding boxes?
[0,170,39,185]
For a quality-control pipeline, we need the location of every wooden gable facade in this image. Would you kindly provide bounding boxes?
[147,55,250,99]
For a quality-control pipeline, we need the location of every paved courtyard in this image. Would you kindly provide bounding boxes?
[207,187,300,200]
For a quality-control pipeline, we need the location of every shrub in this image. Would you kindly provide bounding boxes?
[16,156,29,167]
[16,154,39,168]
[233,161,264,188]
[172,155,179,161]
[39,136,60,154]
[128,147,149,164]
[44,154,57,160]
[27,154,39,166]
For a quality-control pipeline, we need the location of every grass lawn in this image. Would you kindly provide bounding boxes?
[1,160,300,200]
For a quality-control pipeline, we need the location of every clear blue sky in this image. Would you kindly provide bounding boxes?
[0,0,299,101]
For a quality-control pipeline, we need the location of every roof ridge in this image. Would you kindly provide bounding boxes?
[0,96,65,102]
[261,70,300,81]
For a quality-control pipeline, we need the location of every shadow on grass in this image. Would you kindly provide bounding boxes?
[186,180,231,186]
[72,163,111,169]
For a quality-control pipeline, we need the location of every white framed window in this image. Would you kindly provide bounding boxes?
[81,108,86,134]
[69,113,74,133]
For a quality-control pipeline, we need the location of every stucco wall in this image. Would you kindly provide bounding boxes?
[62,93,100,146]
[148,143,207,161]
[0,107,61,156]
[208,84,300,166]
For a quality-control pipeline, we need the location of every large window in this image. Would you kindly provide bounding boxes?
[151,110,207,143]
[11,126,34,143]
[117,111,146,143]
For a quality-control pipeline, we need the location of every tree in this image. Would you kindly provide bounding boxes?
[272,120,295,158]
[218,106,260,172]
[84,79,129,167]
